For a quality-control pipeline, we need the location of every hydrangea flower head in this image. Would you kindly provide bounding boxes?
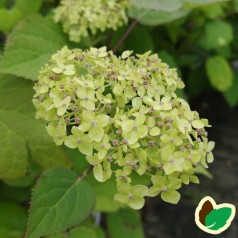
[54,0,130,42]
[33,46,215,209]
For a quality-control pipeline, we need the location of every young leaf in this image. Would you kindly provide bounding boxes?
[26,168,96,238]
[0,202,27,238]
[0,15,68,80]
[0,75,71,179]
[205,207,232,230]
[107,209,144,238]
[205,56,233,92]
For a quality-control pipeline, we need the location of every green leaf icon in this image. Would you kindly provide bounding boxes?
[205,207,232,230]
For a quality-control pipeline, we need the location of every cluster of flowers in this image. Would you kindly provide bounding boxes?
[54,0,130,42]
[33,46,215,209]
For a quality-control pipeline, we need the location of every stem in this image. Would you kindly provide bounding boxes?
[0,32,6,43]
[78,166,93,180]
[105,29,114,49]
[113,19,138,53]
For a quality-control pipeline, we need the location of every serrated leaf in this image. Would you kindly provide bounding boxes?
[128,6,190,26]
[205,207,232,230]
[0,15,67,80]
[0,202,27,238]
[205,56,233,92]
[0,75,71,179]
[107,209,144,238]
[26,168,96,238]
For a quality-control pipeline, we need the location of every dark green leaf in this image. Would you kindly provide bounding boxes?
[125,26,154,53]
[107,209,144,238]
[0,183,30,202]
[85,174,124,212]
[68,226,98,238]
[0,202,27,238]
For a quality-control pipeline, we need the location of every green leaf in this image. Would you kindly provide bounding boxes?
[15,0,44,15]
[0,202,27,238]
[26,168,96,238]
[182,0,229,5]
[0,183,31,203]
[47,224,105,238]
[130,0,183,12]
[201,2,225,19]
[235,0,238,12]
[0,15,68,80]
[107,209,144,238]
[205,56,233,92]
[205,207,232,230]
[85,172,126,212]
[125,26,154,53]
[224,72,238,107]
[68,226,98,238]
[66,148,90,174]
[0,75,71,179]
[128,6,190,26]
[0,0,7,8]
[200,20,233,50]
[47,235,66,238]
[187,67,210,97]
[0,8,22,33]
[158,51,177,68]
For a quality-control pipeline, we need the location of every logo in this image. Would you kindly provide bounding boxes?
[195,196,236,234]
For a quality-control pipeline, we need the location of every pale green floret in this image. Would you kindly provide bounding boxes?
[54,0,130,42]
[114,183,148,209]
[33,46,215,209]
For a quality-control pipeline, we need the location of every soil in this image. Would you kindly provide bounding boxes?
[143,92,238,238]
